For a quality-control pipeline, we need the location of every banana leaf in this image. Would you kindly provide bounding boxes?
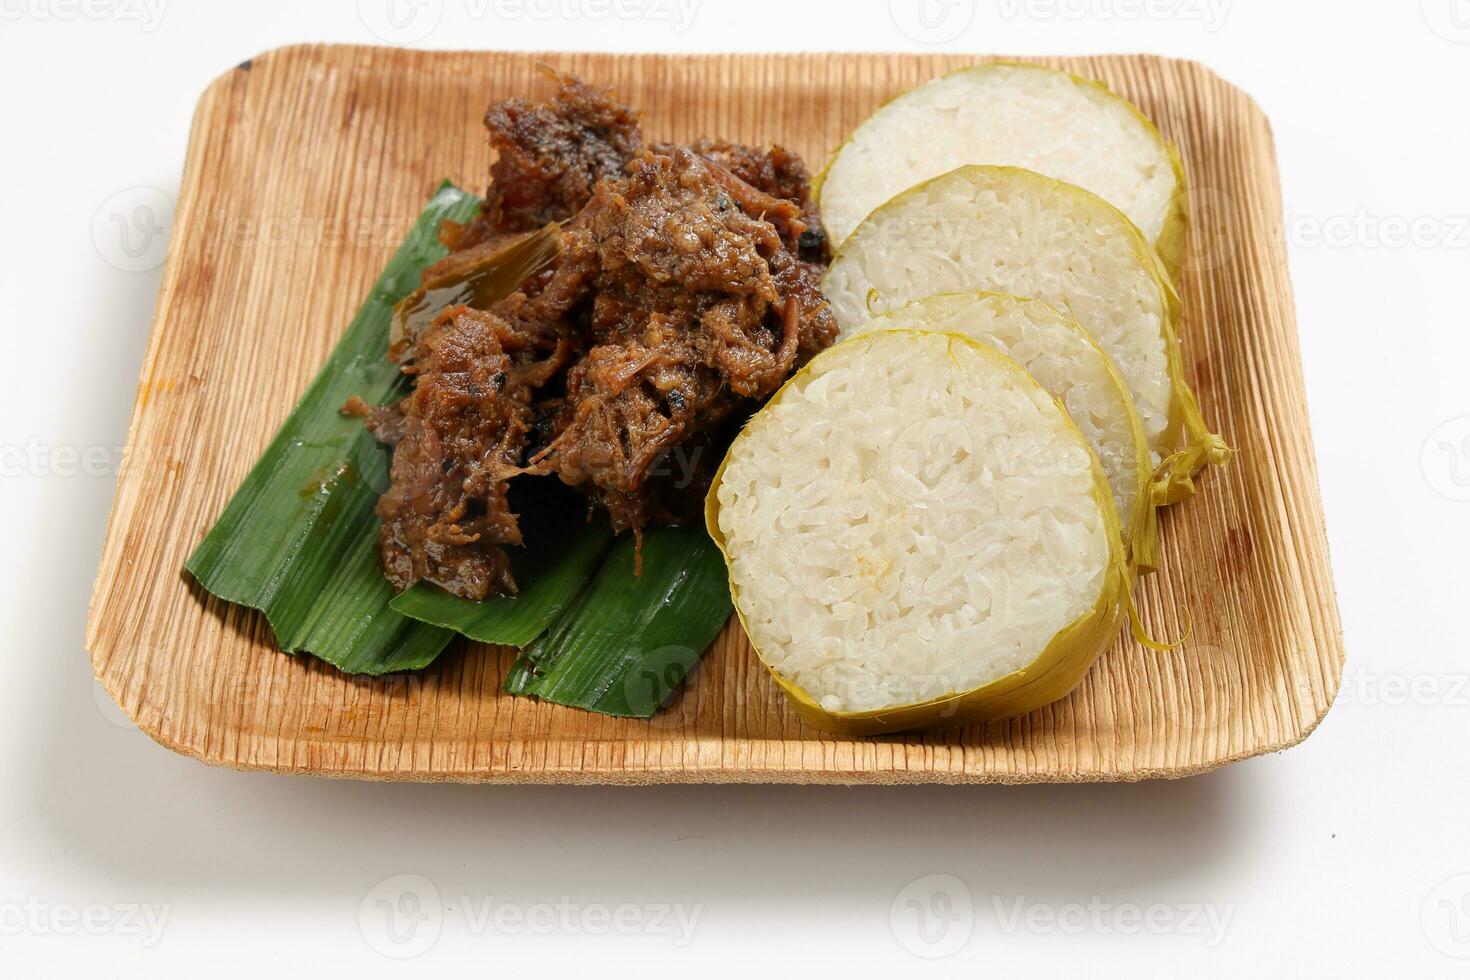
[388,480,615,648]
[185,183,558,674]
[187,181,736,714]
[502,525,733,717]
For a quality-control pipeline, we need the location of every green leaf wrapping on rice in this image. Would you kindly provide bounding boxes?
[844,291,1160,572]
[815,61,1188,274]
[707,330,1129,735]
[821,164,1228,504]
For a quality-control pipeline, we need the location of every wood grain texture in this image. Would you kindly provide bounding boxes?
[85,46,1343,784]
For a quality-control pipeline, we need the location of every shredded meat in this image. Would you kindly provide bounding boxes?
[658,139,830,265]
[353,73,837,597]
[527,148,836,532]
[442,69,643,251]
[347,306,571,599]
[547,316,725,532]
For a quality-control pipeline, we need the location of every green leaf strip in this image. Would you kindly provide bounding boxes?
[186,184,477,674]
[503,525,734,718]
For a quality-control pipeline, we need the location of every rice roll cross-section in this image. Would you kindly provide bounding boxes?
[706,330,1129,735]
[845,292,1158,571]
[816,62,1187,270]
[821,164,1228,502]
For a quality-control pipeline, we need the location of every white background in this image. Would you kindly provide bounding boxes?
[1,0,1467,975]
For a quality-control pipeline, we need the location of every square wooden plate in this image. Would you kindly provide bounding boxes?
[86,46,1343,783]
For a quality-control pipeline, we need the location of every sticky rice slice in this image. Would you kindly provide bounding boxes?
[821,164,1227,500]
[816,62,1186,269]
[706,330,1128,735]
[845,292,1157,570]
